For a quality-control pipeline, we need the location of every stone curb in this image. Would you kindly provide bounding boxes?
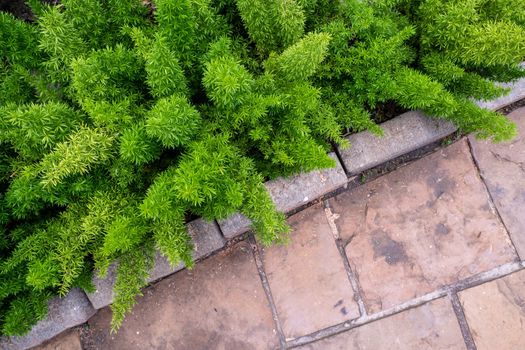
[339,111,457,175]
[218,152,347,239]
[477,64,525,111]
[0,289,95,350]
[86,218,224,310]
[339,76,525,175]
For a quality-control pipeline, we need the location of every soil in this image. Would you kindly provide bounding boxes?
[497,97,525,114]
[0,0,34,21]
[371,101,409,124]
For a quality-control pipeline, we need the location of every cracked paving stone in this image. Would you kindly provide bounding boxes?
[299,298,466,349]
[469,106,525,258]
[329,139,517,313]
[459,269,525,350]
[82,241,279,350]
[261,204,360,339]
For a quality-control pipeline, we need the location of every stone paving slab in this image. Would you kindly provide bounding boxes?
[86,218,224,309]
[81,241,279,350]
[219,152,347,239]
[262,203,360,339]
[339,111,457,175]
[298,297,466,350]
[329,139,517,313]
[469,107,525,258]
[0,289,95,350]
[459,269,525,350]
[33,329,82,350]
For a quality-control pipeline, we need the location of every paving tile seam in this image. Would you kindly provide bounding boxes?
[247,234,287,350]
[323,200,367,317]
[449,292,477,350]
[465,137,523,261]
[332,142,350,175]
[284,261,524,348]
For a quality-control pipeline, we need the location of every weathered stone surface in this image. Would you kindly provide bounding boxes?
[476,76,525,110]
[459,269,525,350]
[339,111,457,175]
[82,241,279,350]
[218,153,348,238]
[187,219,225,260]
[0,289,95,350]
[299,298,466,349]
[469,107,525,258]
[267,152,347,213]
[86,263,118,311]
[217,212,252,239]
[33,329,82,350]
[330,140,517,313]
[262,204,359,339]
[147,251,184,284]
[86,218,224,309]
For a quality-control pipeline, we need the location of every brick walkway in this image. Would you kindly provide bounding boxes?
[39,107,525,350]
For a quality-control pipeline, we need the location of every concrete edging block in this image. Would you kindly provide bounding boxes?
[339,111,457,175]
[218,152,347,239]
[477,67,525,110]
[0,289,95,350]
[218,212,252,240]
[339,75,525,176]
[86,218,224,310]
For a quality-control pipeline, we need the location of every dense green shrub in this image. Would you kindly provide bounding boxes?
[1,0,524,334]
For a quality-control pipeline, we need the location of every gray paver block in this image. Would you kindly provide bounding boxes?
[86,218,224,309]
[187,219,225,260]
[0,289,95,350]
[217,212,252,239]
[340,111,457,175]
[218,152,347,238]
[87,263,118,310]
[476,73,525,111]
[267,152,347,213]
[148,251,184,284]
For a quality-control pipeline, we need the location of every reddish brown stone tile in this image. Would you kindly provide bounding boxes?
[262,204,359,339]
[469,107,525,258]
[299,298,466,349]
[82,241,279,350]
[459,269,525,350]
[329,140,517,313]
[34,329,82,350]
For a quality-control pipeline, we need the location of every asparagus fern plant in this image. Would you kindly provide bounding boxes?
[0,0,524,335]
